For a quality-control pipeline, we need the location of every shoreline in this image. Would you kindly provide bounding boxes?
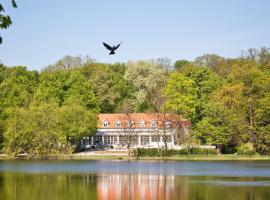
[1,153,270,161]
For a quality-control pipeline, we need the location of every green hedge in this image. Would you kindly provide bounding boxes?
[134,148,217,157]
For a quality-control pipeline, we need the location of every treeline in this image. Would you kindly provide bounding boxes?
[0,48,270,156]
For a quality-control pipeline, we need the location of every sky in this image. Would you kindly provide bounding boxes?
[0,0,270,70]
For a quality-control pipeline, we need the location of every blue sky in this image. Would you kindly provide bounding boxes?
[0,0,270,70]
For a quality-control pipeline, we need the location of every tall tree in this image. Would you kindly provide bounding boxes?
[194,54,225,74]
[44,55,95,72]
[164,72,197,120]
[195,102,238,153]
[81,63,131,113]
[174,59,191,71]
[59,98,98,143]
[34,70,99,111]
[124,60,166,112]
[0,66,39,117]
[4,103,72,156]
[0,0,17,44]
[182,66,222,123]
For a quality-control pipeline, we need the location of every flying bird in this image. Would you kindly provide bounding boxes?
[103,42,122,55]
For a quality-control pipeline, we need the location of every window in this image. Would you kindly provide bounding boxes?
[141,136,149,145]
[115,120,121,128]
[93,136,102,144]
[151,120,157,128]
[103,121,110,127]
[139,120,146,127]
[162,135,172,142]
[151,135,159,142]
[165,121,173,128]
[128,120,135,127]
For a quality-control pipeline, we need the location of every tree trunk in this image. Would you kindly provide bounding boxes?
[216,144,222,154]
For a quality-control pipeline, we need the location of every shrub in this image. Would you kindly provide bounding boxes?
[134,147,217,157]
[237,143,256,155]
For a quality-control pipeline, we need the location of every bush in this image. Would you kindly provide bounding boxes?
[221,144,237,154]
[134,147,217,157]
[237,143,256,155]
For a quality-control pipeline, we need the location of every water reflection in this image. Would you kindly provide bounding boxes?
[1,172,270,200]
[97,174,176,200]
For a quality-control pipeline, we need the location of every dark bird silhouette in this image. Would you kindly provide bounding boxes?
[103,42,122,55]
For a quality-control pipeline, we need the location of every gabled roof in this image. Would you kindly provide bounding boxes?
[98,113,189,128]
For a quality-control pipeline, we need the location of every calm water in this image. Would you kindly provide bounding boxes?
[0,160,270,200]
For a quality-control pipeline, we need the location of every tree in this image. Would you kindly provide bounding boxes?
[34,70,99,111]
[4,103,72,156]
[254,93,270,154]
[194,54,225,74]
[0,0,17,44]
[164,72,197,120]
[124,60,166,112]
[174,59,190,71]
[229,64,270,142]
[44,55,95,72]
[198,83,250,147]
[81,63,132,113]
[156,57,173,71]
[195,102,239,153]
[0,66,39,117]
[182,66,222,123]
[0,63,7,83]
[59,98,98,144]
[0,119,4,150]
[240,47,270,71]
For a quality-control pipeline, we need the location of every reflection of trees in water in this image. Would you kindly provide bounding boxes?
[0,173,98,200]
[97,174,178,200]
[96,174,270,200]
[0,173,270,200]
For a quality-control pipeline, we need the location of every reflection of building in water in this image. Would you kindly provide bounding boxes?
[97,174,177,200]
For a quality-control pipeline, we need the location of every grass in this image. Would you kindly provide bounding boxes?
[1,153,270,161]
[135,154,270,161]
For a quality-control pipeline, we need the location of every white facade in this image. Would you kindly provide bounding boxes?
[80,128,178,150]
[80,113,190,150]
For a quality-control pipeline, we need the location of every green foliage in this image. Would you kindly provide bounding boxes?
[0,0,17,44]
[59,98,98,142]
[4,104,73,156]
[195,103,235,147]
[135,148,217,157]
[174,59,190,70]
[194,54,225,74]
[183,66,222,123]
[237,143,256,155]
[0,120,4,151]
[164,72,197,118]
[0,67,39,119]
[43,55,95,72]
[34,70,99,111]
[1,48,270,156]
[124,60,166,112]
[81,63,131,112]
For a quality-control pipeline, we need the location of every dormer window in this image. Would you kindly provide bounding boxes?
[103,121,110,127]
[128,120,135,127]
[151,120,157,128]
[165,121,173,128]
[139,120,146,127]
[115,120,121,128]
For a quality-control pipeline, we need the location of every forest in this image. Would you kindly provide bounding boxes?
[0,47,270,156]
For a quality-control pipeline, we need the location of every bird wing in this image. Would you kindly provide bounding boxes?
[114,42,122,50]
[103,42,113,50]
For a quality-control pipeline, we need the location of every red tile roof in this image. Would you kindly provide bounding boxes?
[98,113,190,128]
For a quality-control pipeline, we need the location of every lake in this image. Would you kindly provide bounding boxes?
[0,160,270,200]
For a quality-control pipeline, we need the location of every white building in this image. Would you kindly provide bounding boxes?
[80,113,190,150]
